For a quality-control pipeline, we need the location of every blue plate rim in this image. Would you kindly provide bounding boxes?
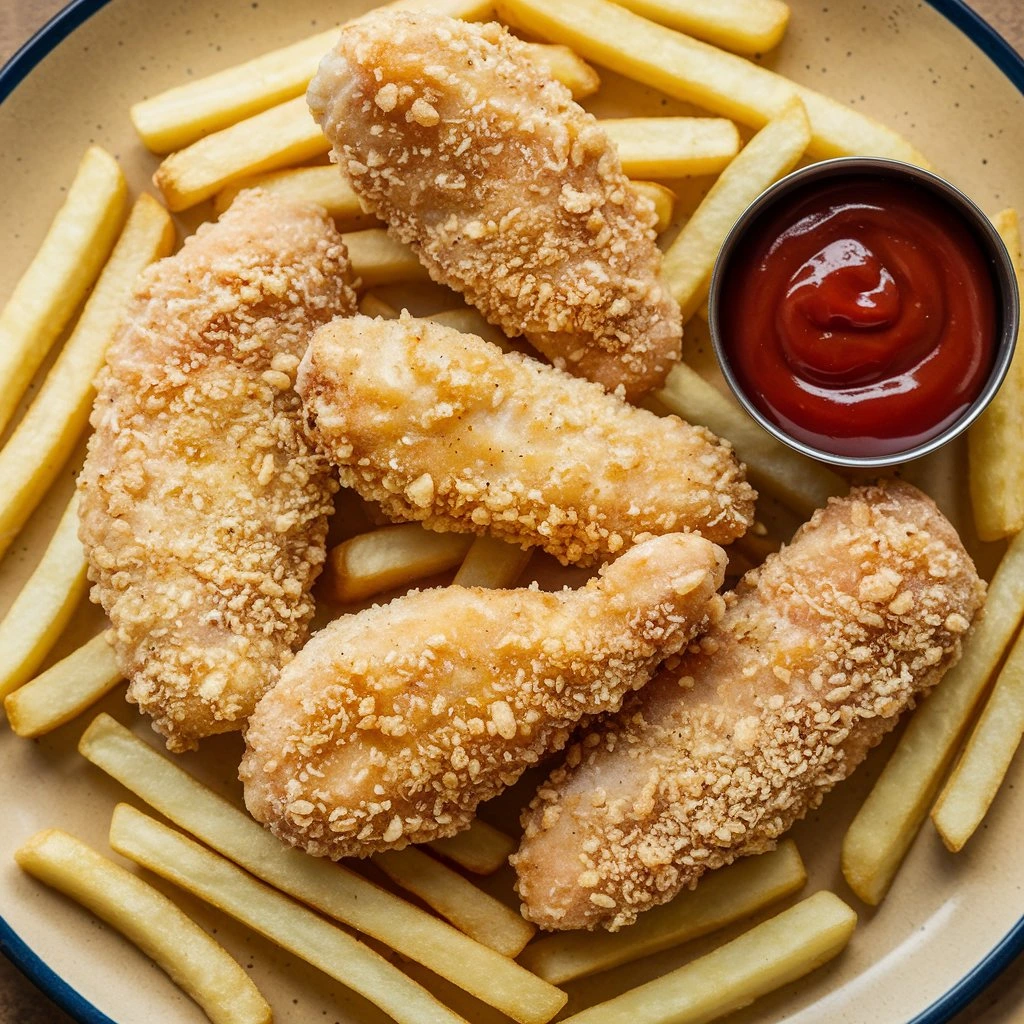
[0,1,1021,1022]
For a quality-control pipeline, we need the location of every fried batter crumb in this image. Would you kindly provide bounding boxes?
[78,189,356,752]
[308,11,682,399]
[297,313,755,565]
[512,482,986,930]
[240,533,727,859]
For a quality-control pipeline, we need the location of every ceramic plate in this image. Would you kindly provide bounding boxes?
[1,1,1023,1022]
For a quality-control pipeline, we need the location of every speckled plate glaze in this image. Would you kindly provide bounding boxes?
[1,2,1023,1022]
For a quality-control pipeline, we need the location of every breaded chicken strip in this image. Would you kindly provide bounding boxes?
[240,533,727,858]
[298,314,754,565]
[78,190,356,752]
[308,12,681,400]
[513,482,985,930]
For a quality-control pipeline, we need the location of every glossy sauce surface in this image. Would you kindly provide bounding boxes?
[719,178,998,458]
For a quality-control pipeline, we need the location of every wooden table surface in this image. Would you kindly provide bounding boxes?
[2,1,1023,1022]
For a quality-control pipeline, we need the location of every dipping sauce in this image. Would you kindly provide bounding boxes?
[718,177,998,458]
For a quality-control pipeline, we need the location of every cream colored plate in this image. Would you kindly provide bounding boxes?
[1,1,1023,1022]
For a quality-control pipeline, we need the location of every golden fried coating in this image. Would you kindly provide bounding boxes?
[240,533,727,859]
[78,190,356,752]
[298,314,754,565]
[308,11,681,400]
[512,482,985,930]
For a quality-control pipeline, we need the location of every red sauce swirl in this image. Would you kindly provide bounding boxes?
[718,178,997,458]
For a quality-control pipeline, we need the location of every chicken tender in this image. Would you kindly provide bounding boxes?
[240,533,727,858]
[78,190,356,752]
[512,482,985,930]
[307,12,681,400]
[297,314,754,565]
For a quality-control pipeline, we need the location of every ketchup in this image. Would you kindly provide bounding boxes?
[718,177,998,458]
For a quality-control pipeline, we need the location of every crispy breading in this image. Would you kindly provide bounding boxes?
[307,11,681,400]
[78,190,356,752]
[512,482,986,930]
[297,314,755,565]
[240,533,727,858]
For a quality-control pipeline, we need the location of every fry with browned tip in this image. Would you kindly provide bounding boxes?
[78,190,357,751]
[307,11,681,399]
[512,481,985,931]
[240,533,727,858]
[297,313,755,566]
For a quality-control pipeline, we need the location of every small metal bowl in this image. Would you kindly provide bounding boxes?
[707,157,1019,470]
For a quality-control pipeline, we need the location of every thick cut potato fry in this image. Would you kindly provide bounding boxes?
[0,494,87,701]
[932,627,1024,851]
[79,714,567,1024]
[496,0,929,164]
[5,633,122,738]
[558,891,856,1024]
[453,535,533,588]
[519,841,806,985]
[16,829,271,1024]
[968,208,1024,541]
[611,0,789,55]
[427,308,515,350]
[214,166,376,228]
[358,292,401,319]
[131,0,495,152]
[0,146,126,436]
[660,100,810,320]
[343,228,431,286]
[632,180,675,233]
[154,96,328,211]
[428,819,517,874]
[0,194,175,563]
[109,805,468,1024]
[842,527,1024,904]
[655,363,846,517]
[157,100,738,213]
[529,43,601,98]
[602,117,739,178]
[376,846,536,957]
[321,523,472,603]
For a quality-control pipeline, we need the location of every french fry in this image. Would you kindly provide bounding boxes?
[16,829,271,1024]
[842,527,1024,904]
[79,714,567,1024]
[343,228,431,286]
[428,308,515,351]
[611,0,789,55]
[0,195,175,563]
[660,100,810,320]
[454,535,533,588]
[376,845,536,957]
[214,165,376,229]
[558,891,856,1024]
[131,0,495,153]
[428,818,517,874]
[154,95,327,211]
[632,180,675,233]
[602,117,739,178]
[968,208,1024,540]
[529,43,601,98]
[932,627,1024,851]
[156,102,741,213]
[321,524,472,603]
[0,146,126,436]
[5,633,122,739]
[519,841,806,985]
[0,494,88,702]
[495,0,929,164]
[358,292,401,319]
[109,805,468,1024]
[655,363,846,518]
